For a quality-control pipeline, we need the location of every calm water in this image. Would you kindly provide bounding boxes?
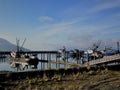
[0,53,79,72]
[0,57,65,72]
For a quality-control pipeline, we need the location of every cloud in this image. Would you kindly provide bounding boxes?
[39,16,53,23]
[89,0,120,13]
[17,0,120,50]
[34,13,120,50]
[67,34,95,49]
[37,20,80,38]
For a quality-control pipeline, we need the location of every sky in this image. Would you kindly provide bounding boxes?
[0,0,120,50]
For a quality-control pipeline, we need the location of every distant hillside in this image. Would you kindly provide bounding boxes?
[0,38,29,51]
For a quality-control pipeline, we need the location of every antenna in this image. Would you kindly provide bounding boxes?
[20,38,26,51]
[92,40,101,51]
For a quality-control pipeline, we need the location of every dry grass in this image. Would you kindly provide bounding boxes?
[1,69,120,90]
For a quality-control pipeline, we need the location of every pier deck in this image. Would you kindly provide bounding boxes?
[0,51,120,70]
[84,54,120,66]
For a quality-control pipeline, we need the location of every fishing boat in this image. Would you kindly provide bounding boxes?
[8,38,39,71]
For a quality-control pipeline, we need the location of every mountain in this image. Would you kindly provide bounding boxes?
[0,38,29,51]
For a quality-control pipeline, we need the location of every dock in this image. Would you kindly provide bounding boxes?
[0,51,120,71]
[84,54,120,66]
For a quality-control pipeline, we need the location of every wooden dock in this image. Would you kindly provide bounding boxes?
[84,54,120,66]
[0,51,120,70]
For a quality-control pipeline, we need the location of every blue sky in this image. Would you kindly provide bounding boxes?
[0,0,120,50]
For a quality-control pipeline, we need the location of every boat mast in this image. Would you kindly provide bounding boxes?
[117,42,119,53]
[16,38,20,52]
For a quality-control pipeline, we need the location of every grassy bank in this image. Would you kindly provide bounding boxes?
[1,65,120,90]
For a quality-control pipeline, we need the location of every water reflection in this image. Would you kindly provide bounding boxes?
[9,61,38,71]
[0,58,14,71]
[0,51,77,72]
[0,57,39,72]
[0,57,63,72]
